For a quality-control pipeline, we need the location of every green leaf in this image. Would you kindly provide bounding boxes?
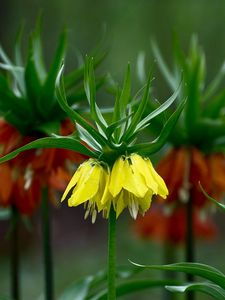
[195,118,225,141]
[0,136,96,164]
[59,276,94,300]
[0,45,25,94]
[204,88,225,118]
[166,283,225,300]
[133,82,181,135]
[56,65,108,148]
[199,183,225,212]
[122,72,152,142]
[24,49,42,114]
[84,57,108,131]
[131,262,225,289]
[31,17,47,82]
[14,22,24,67]
[38,31,67,117]
[64,51,106,90]
[129,99,185,155]
[203,61,225,103]
[112,63,131,142]
[88,279,180,300]
[76,123,102,153]
[151,40,177,90]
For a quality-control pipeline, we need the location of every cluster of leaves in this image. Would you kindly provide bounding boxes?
[140,36,225,153]
[0,20,105,136]
[0,56,185,166]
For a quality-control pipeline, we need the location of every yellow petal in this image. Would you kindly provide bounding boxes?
[115,191,126,218]
[130,154,158,193]
[138,190,153,213]
[147,160,168,198]
[101,168,112,205]
[68,164,101,206]
[61,165,82,201]
[109,156,125,197]
[122,158,148,198]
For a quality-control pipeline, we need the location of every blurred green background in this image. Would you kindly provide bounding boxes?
[1,0,225,299]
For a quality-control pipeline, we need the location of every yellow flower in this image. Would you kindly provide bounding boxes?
[61,158,111,223]
[62,154,168,222]
[109,154,168,218]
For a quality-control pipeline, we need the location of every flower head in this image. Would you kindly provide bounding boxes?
[157,147,225,207]
[62,154,168,221]
[109,154,168,218]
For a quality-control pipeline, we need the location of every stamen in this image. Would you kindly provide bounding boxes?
[91,209,97,224]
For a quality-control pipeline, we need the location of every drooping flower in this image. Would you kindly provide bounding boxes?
[109,154,168,219]
[62,154,168,221]
[157,147,225,207]
[0,118,87,215]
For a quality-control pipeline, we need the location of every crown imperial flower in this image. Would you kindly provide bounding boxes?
[62,154,168,221]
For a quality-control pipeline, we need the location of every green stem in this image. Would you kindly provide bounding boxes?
[185,196,195,300]
[10,206,20,300]
[41,189,54,300]
[107,207,117,300]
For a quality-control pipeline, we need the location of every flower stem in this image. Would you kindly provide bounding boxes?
[10,206,20,300]
[185,196,195,300]
[41,189,54,300]
[107,207,117,300]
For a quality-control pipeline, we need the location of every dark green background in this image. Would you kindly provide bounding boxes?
[0,1,225,299]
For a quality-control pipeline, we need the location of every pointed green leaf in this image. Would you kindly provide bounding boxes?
[89,279,180,300]
[56,65,108,148]
[203,62,225,103]
[0,136,96,164]
[0,45,25,93]
[166,283,225,300]
[14,22,24,67]
[31,17,47,82]
[59,276,94,300]
[84,56,107,131]
[128,99,185,155]
[38,31,67,116]
[131,262,225,289]
[134,83,181,134]
[199,183,225,212]
[122,72,152,141]
[151,40,177,90]
[204,88,225,118]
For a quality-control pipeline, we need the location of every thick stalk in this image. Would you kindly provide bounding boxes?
[10,206,20,300]
[41,189,54,300]
[185,195,195,300]
[107,207,117,300]
[183,149,195,300]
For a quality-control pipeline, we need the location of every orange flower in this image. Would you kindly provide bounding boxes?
[157,147,225,207]
[0,119,88,215]
[134,204,217,245]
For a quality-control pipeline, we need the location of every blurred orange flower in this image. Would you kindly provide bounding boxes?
[134,147,225,244]
[0,119,88,215]
[156,147,225,207]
